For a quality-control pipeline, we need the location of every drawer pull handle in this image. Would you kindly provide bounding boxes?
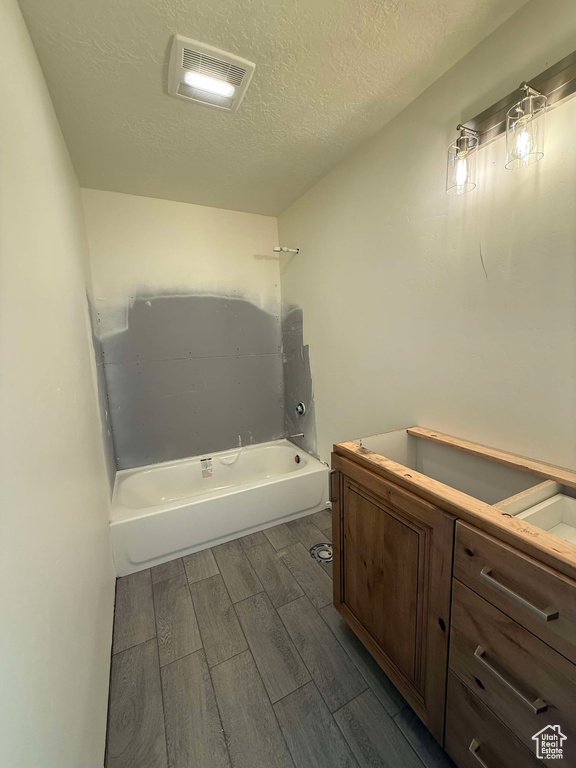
[474,646,548,715]
[329,470,338,503]
[469,739,490,768]
[480,566,559,622]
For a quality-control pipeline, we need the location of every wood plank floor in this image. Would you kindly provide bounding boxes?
[106,509,455,768]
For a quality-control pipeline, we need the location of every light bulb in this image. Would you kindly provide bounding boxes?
[513,115,533,163]
[446,129,478,195]
[184,71,236,98]
[506,92,546,170]
[516,129,531,160]
[455,155,468,188]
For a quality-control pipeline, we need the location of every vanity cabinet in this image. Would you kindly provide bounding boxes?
[331,454,454,742]
[447,522,576,767]
[454,522,576,664]
[332,427,576,767]
[445,672,541,768]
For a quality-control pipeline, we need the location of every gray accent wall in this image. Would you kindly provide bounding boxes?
[282,306,317,458]
[100,294,284,469]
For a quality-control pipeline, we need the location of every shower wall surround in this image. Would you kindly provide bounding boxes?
[88,298,117,485]
[283,305,317,458]
[82,189,285,469]
[101,294,283,468]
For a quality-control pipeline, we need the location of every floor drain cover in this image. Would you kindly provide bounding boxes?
[310,543,333,563]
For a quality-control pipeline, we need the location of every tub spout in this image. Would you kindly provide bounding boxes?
[289,433,304,439]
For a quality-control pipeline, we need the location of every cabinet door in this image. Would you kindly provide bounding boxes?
[332,454,454,743]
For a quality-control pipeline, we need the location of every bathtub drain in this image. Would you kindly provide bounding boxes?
[309,543,333,563]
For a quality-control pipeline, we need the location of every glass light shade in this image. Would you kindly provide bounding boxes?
[505,93,547,170]
[446,133,478,195]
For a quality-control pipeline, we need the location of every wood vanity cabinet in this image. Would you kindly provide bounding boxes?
[447,522,576,767]
[331,454,454,743]
[332,427,576,766]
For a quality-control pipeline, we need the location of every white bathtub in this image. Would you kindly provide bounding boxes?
[110,439,329,576]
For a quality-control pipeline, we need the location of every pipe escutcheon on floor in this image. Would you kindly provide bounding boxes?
[309,542,333,563]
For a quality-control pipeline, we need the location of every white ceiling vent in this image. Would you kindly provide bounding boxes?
[168,35,255,113]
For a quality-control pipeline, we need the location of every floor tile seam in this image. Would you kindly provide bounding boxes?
[332,690,428,768]
[221,574,297,767]
[150,580,171,768]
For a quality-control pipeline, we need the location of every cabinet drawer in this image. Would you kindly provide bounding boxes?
[445,672,540,768]
[454,521,576,663]
[450,579,576,764]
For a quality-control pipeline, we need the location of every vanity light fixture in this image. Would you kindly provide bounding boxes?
[446,125,479,196]
[444,48,576,194]
[505,83,547,170]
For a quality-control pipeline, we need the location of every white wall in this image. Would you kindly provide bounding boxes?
[0,2,115,766]
[82,189,280,337]
[279,0,576,468]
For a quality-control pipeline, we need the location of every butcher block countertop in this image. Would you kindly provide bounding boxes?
[333,427,576,582]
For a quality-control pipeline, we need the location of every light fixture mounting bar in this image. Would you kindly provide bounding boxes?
[456,124,479,136]
[519,82,543,98]
[460,49,576,147]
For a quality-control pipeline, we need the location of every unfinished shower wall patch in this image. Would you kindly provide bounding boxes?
[282,305,317,458]
[101,294,284,469]
[87,295,117,491]
[102,293,281,362]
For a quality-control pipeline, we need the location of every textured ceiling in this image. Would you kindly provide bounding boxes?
[19,0,527,215]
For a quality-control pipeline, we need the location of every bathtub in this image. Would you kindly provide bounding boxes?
[110,439,329,576]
